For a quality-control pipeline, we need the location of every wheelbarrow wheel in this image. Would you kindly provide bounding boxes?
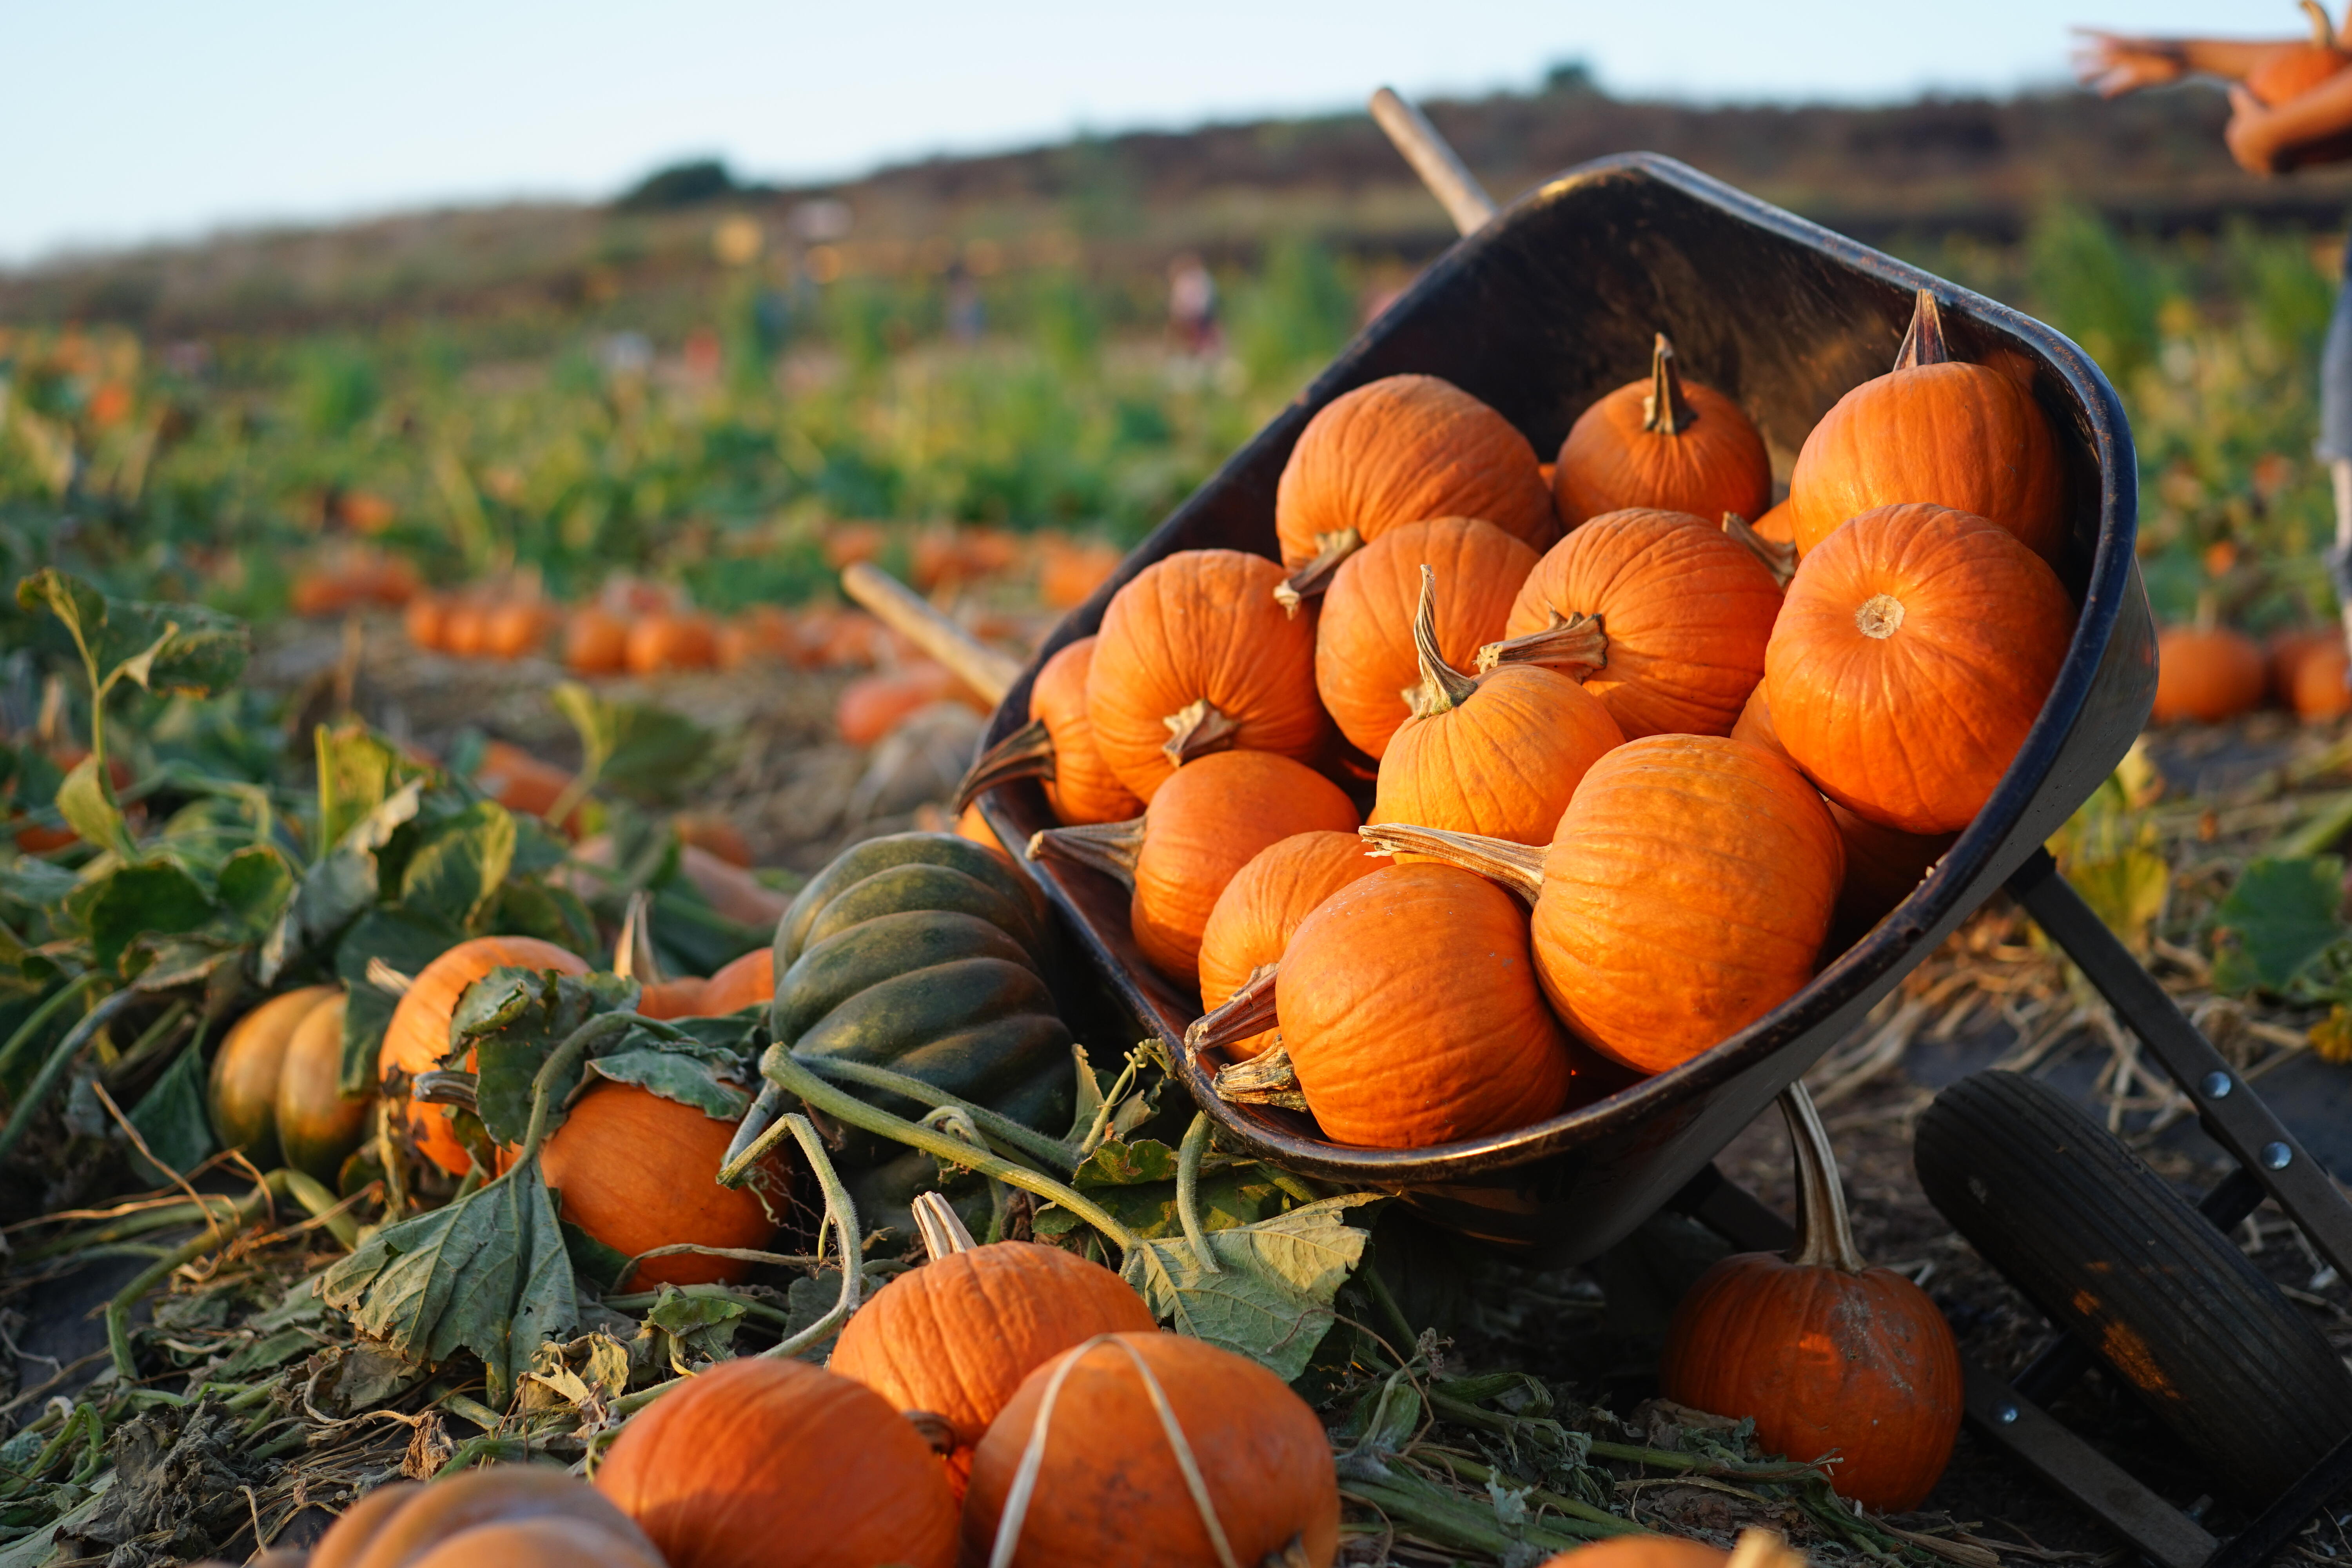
[1915,1069,2352,1503]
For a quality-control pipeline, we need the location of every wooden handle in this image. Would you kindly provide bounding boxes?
[840,561,1021,707]
[1369,87,1497,237]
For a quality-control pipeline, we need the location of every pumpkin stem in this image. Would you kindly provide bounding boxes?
[410,1069,479,1110]
[1406,565,1480,717]
[1781,1082,1866,1272]
[1641,332,1697,435]
[904,1410,956,1455]
[1854,593,1906,640]
[2303,0,2337,47]
[2193,588,2219,636]
[1356,822,1544,904]
[953,716,1055,814]
[1474,608,1606,679]
[1893,289,1950,371]
[1185,964,1281,1059]
[1177,1112,1222,1275]
[1212,1040,1308,1111]
[1027,816,1145,886]
[612,889,669,985]
[1272,528,1364,616]
[364,956,415,996]
[911,1189,977,1259]
[1725,1529,1808,1568]
[1161,698,1243,769]
[1722,512,1796,589]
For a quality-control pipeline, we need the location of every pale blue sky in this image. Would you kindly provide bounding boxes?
[0,1,2303,263]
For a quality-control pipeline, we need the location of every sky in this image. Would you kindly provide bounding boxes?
[0,0,2299,265]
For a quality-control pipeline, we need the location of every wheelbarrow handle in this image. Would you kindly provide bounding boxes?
[1369,86,1498,237]
[840,561,1021,707]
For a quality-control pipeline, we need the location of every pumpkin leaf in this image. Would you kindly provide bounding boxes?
[399,800,517,931]
[2211,856,2348,996]
[318,1151,578,1408]
[2067,844,2171,956]
[1072,1136,1177,1187]
[454,967,641,1146]
[1041,1156,1290,1243]
[126,1038,215,1183]
[263,778,425,982]
[638,1284,748,1370]
[334,905,463,1094]
[586,1047,751,1122]
[561,1221,635,1293]
[315,723,427,854]
[54,756,136,860]
[87,862,215,972]
[1120,1194,1382,1380]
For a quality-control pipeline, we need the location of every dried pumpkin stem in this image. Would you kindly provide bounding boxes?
[2304,0,2337,46]
[1355,823,1544,904]
[1780,1082,1865,1272]
[1725,1528,1808,1568]
[1212,1041,1307,1112]
[613,890,667,984]
[410,1070,479,1109]
[1474,608,1606,679]
[1641,332,1697,435]
[1722,512,1797,588]
[1406,565,1479,717]
[1161,698,1243,769]
[953,717,1055,814]
[1026,815,1145,885]
[1185,964,1281,1058]
[911,1191,976,1259]
[364,957,415,996]
[1893,288,1949,371]
[1176,1113,1221,1276]
[1272,528,1364,615]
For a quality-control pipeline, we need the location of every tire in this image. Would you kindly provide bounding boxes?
[1915,1070,2352,1502]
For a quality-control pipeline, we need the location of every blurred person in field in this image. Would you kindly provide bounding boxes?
[2078,5,2352,654]
[1167,252,1220,357]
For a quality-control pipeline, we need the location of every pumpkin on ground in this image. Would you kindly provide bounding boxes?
[565,607,631,675]
[962,1332,1339,1568]
[1662,1086,1962,1512]
[1029,749,1360,986]
[1786,289,2064,564]
[837,660,985,746]
[1084,549,1328,801]
[209,985,374,1184]
[1276,860,1580,1146]
[1553,332,1771,530]
[596,1356,957,1568]
[2154,622,2268,724]
[1766,502,2073,835]
[382,935,590,1177]
[1313,517,1539,760]
[1481,507,1782,739]
[308,1469,661,1568]
[1196,831,1384,1059]
[1271,374,1557,609]
[1373,566,1624,846]
[2292,638,2352,721]
[624,612,719,674]
[541,1081,784,1289]
[955,636,1144,825]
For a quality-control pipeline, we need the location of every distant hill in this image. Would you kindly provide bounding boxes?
[5,80,2346,338]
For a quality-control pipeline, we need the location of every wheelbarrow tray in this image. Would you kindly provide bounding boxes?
[975,151,2152,1267]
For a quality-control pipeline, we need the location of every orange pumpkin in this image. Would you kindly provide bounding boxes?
[963,1332,1339,1568]
[1481,508,1782,739]
[2293,638,2352,721]
[566,607,631,675]
[1663,1087,1962,1511]
[2154,625,2267,724]
[699,947,775,1015]
[596,1356,957,1568]
[673,811,752,867]
[1277,861,1579,1147]
[1038,535,1123,609]
[1786,289,2064,564]
[2269,627,2337,705]
[1373,566,1623,846]
[1084,550,1328,802]
[2249,6,2348,104]
[1536,1540,1728,1568]
[480,601,547,660]
[209,984,361,1181]
[836,661,984,745]
[540,1081,783,1289]
[381,936,590,1177]
[632,975,711,1020]
[441,602,491,657]
[954,800,1009,855]
[309,1470,661,1568]
[624,613,719,675]
[476,739,579,831]
[1553,332,1771,531]
[1196,831,1383,1059]
[405,594,448,652]
[1766,503,2073,835]
[956,637,1143,825]
[1030,750,1358,986]
[1272,374,1557,607]
[1751,499,1797,546]
[1313,517,1538,760]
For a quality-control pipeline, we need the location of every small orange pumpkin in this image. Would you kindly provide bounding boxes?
[481,601,548,660]
[835,661,982,745]
[540,1081,784,1289]
[2293,638,2352,720]
[2154,622,2267,725]
[624,613,719,675]
[955,636,1145,825]
[309,1469,661,1568]
[1553,332,1771,531]
[381,935,590,1177]
[405,594,448,652]
[566,607,631,675]
[1196,831,1384,1058]
[209,985,373,1183]
[1536,1539,1729,1568]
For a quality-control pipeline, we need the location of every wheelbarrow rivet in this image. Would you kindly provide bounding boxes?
[2264,1142,2294,1171]
[2201,1071,2232,1098]
[1996,1402,2019,1424]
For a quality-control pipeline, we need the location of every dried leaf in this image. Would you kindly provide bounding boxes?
[1121,1194,1380,1379]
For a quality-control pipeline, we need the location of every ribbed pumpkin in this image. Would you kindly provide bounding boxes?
[381,936,589,1177]
[963,1332,1339,1568]
[209,984,340,1174]
[1085,549,1328,800]
[1553,332,1771,530]
[1365,736,1843,1076]
[2154,624,2267,724]
[309,1470,661,1568]
[539,1081,783,1289]
[1663,1086,1961,1511]
[1481,508,1782,739]
[1278,861,1578,1146]
[1786,289,2064,564]
[1766,503,2073,835]
[1271,374,1557,610]
[955,636,1145,825]
[1373,567,1624,846]
[829,1196,1156,1499]
[596,1357,957,1568]
[1196,831,1383,1059]
[1313,518,1539,759]
[1029,750,1359,986]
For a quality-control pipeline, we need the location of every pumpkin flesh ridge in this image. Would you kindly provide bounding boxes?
[1196,831,1383,1058]
[1374,662,1623,846]
[1552,334,1771,530]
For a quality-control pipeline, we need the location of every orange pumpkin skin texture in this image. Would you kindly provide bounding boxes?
[1766,503,2073,836]
[2293,640,2352,721]
[633,976,710,1020]
[1274,374,1557,572]
[1031,637,1145,823]
[1085,550,1328,801]
[1196,831,1383,1058]
[310,1469,660,1568]
[1751,498,1797,546]
[1535,1540,1726,1568]
[1537,736,1843,1074]
[597,1357,957,1568]
[277,993,375,1184]
[828,1241,1156,1487]
[2152,626,2267,724]
[539,1082,783,1288]
[209,984,341,1172]
[963,1332,1339,1568]
[697,946,775,1015]
[1493,508,1782,739]
[405,1517,662,1568]
[1314,518,1539,760]
[1279,862,1576,1147]
[1553,335,1771,530]
[1374,655,1623,848]
[381,936,589,1177]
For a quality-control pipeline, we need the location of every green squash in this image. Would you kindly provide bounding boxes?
[770,834,1071,1160]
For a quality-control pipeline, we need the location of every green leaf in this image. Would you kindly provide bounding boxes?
[1072,1136,1177,1188]
[2212,856,2348,996]
[15,570,248,701]
[135,605,249,697]
[263,779,424,982]
[453,967,640,1145]
[1039,1160,1290,1243]
[587,1048,751,1122]
[400,801,517,930]
[561,1220,635,1293]
[639,1283,748,1367]
[128,1038,216,1183]
[55,756,134,860]
[487,878,601,956]
[334,906,463,1094]
[319,1151,578,1408]
[2069,846,2171,956]
[1120,1195,1381,1379]
[87,862,216,972]
[215,845,296,938]
[316,724,425,854]
[16,568,110,684]
[552,684,714,806]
